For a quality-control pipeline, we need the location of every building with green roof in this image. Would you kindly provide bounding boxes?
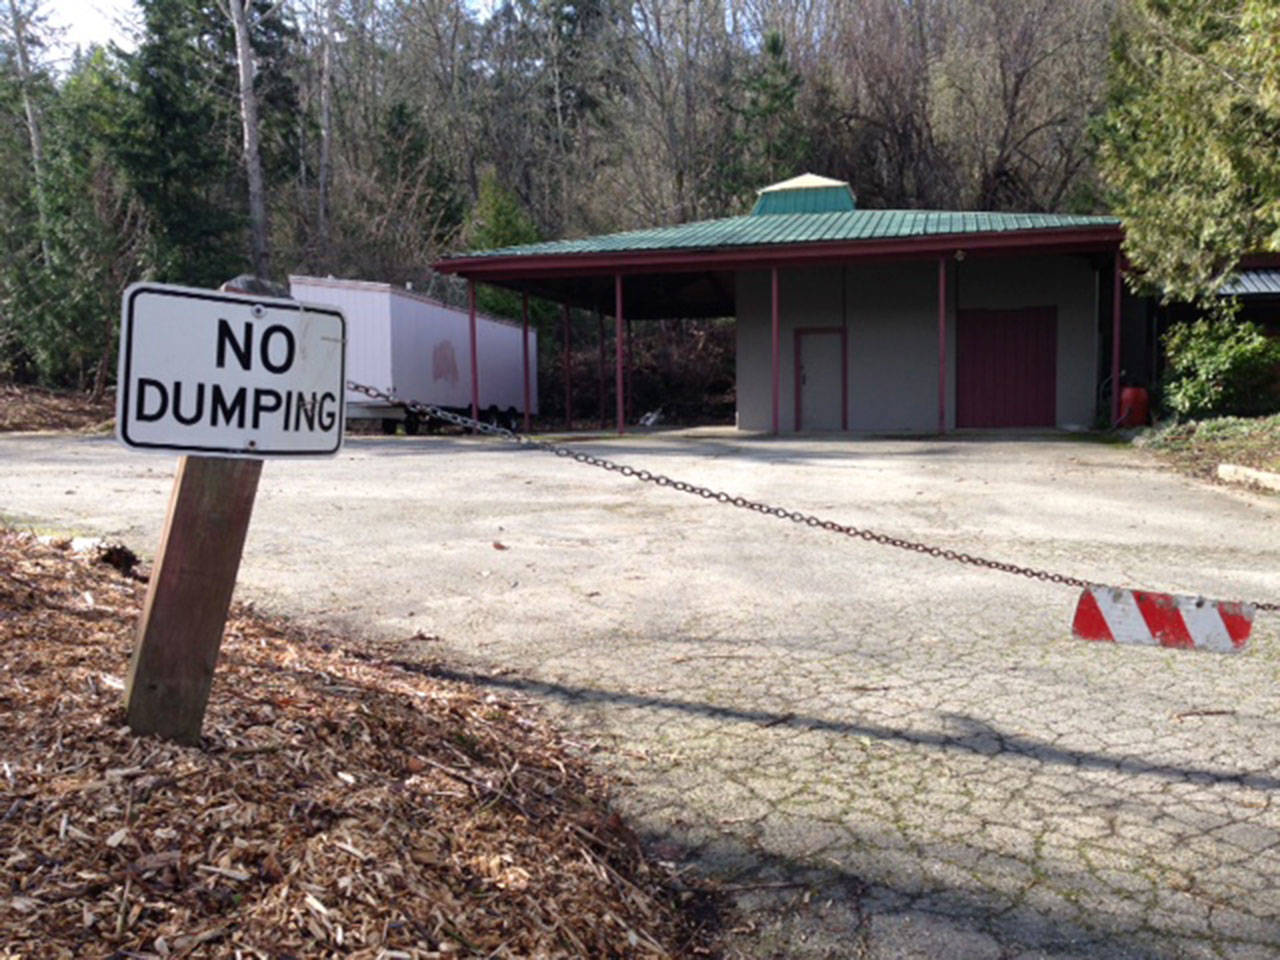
[436,174,1138,433]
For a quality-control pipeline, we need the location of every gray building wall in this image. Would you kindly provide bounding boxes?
[735,254,1098,432]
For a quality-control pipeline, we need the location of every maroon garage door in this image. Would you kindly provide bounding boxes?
[955,307,1057,428]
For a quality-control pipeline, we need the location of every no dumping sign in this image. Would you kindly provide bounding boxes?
[117,283,346,457]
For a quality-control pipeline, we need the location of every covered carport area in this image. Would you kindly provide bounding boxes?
[446,256,740,436]
[434,177,1127,435]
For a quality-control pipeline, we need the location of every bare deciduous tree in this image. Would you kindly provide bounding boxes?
[315,0,334,256]
[4,0,51,266]
[222,0,275,279]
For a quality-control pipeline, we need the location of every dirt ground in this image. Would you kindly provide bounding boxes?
[2,429,1279,959]
[0,384,114,433]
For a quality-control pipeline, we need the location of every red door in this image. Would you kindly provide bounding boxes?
[956,307,1057,428]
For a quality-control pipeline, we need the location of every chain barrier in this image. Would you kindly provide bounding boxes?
[347,381,1279,613]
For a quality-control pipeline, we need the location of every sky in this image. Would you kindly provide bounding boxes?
[45,0,137,58]
[43,0,504,62]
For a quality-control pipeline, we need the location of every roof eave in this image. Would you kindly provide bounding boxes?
[435,225,1124,282]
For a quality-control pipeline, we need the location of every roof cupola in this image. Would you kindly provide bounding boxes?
[750,173,856,215]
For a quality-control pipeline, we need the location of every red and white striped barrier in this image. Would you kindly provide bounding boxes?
[1072,587,1254,653]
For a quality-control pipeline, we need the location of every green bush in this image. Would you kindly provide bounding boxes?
[1162,317,1280,419]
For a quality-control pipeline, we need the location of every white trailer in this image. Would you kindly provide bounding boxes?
[289,275,537,433]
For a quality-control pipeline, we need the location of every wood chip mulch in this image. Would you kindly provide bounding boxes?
[0,530,721,958]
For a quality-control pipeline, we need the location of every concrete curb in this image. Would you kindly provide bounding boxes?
[1217,462,1280,492]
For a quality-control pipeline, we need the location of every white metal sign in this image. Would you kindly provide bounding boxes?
[117,283,346,457]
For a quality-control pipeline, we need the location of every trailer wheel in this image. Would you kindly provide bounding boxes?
[380,418,398,435]
[403,411,421,436]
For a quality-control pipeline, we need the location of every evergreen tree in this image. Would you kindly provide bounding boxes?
[113,0,245,285]
[1098,0,1280,308]
[726,31,808,209]
[465,169,541,322]
[41,50,149,395]
[112,0,302,286]
[0,0,54,381]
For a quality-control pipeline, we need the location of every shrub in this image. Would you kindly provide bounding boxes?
[1162,317,1280,419]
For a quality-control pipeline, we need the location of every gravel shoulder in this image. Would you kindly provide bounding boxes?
[3,430,1280,959]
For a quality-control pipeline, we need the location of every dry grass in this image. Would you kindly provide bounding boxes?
[1138,414,1280,484]
[0,530,721,958]
[0,385,114,434]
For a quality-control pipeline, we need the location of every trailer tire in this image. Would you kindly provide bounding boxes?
[403,412,421,436]
[380,418,399,435]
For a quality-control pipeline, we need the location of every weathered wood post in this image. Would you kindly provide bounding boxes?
[124,455,262,743]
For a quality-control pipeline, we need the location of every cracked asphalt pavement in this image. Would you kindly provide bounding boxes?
[2,430,1279,959]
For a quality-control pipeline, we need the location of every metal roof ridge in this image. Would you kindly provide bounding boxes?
[1220,267,1280,296]
[440,208,1122,264]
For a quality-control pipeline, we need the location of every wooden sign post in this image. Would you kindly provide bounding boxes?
[123,456,262,743]
[116,279,345,744]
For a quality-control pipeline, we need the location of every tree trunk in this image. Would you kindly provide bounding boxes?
[8,0,49,268]
[316,0,335,258]
[228,0,271,280]
[91,341,111,402]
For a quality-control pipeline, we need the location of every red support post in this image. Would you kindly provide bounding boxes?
[597,311,605,428]
[626,316,633,426]
[521,292,531,433]
[937,257,948,434]
[468,280,479,422]
[841,325,848,432]
[562,303,572,429]
[1112,251,1123,425]
[771,267,780,435]
[615,274,625,435]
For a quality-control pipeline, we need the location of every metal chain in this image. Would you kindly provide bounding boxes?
[347,381,1279,613]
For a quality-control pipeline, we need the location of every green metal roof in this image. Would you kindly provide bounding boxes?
[460,208,1121,260]
[1220,268,1280,297]
[751,185,856,215]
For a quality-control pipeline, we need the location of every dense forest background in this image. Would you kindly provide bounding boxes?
[1,0,1276,423]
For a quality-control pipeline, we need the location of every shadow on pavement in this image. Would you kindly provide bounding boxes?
[404,662,1280,792]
